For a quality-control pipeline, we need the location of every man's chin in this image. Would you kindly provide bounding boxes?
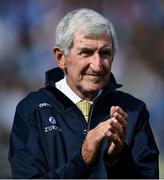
[86,75,104,83]
[82,84,103,94]
[77,81,106,98]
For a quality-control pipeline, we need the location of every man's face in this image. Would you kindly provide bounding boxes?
[56,32,113,100]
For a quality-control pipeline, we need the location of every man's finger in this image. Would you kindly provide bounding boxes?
[115,106,128,120]
[113,112,127,128]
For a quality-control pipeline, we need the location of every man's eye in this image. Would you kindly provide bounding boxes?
[80,50,93,56]
[99,50,112,58]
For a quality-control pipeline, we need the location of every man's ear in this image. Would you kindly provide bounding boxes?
[53,47,66,69]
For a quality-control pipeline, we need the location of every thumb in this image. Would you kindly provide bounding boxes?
[110,106,116,117]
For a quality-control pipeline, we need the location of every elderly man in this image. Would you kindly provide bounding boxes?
[9,8,159,178]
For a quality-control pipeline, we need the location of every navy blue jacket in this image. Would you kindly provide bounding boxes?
[9,67,159,179]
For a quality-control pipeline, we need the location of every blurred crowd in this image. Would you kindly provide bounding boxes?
[0,0,164,178]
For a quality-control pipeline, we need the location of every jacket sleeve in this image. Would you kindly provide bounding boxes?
[104,105,159,179]
[8,106,94,179]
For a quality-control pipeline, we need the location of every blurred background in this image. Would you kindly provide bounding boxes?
[0,0,164,178]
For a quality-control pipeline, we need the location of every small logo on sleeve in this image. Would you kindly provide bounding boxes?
[39,103,51,108]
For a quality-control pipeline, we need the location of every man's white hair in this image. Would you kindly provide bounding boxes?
[55,8,118,57]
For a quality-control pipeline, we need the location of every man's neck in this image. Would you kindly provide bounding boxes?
[55,77,102,104]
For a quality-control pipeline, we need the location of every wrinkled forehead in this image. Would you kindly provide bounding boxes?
[73,31,113,48]
[74,28,111,38]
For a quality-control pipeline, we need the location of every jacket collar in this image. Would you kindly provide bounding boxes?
[45,67,122,91]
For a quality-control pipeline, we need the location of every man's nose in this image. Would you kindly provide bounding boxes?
[90,53,103,72]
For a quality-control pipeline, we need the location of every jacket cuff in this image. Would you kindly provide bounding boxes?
[103,143,129,167]
[67,147,96,178]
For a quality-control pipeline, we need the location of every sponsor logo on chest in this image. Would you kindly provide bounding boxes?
[44,116,61,133]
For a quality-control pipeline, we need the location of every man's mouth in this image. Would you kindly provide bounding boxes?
[85,73,104,77]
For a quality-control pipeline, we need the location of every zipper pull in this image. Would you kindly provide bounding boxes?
[83,129,87,135]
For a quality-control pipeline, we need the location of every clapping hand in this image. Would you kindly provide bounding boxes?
[81,106,128,165]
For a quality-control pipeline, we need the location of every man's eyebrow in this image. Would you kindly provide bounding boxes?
[77,47,95,54]
[77,47,95,51]
[100,47,112,51]
[77,47,112,51]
